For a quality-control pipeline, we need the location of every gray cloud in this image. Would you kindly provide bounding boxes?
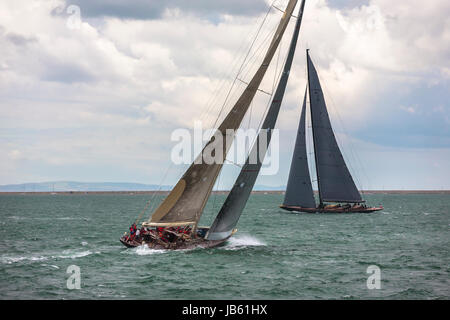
[327,0,370,9]
[66,0,268,20]
[41,61,96,84]
[5,33,37,46]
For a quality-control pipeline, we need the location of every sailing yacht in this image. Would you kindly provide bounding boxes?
[121,0,306,249]
[280,50,383,214]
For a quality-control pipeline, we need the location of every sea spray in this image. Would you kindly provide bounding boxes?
[224,234,266,250]
[134,245,166,256]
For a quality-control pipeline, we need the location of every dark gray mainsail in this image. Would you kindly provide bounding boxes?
[282,88,316,208]
[306,50,362,204]
[145,0,299,228]
[206,0,307,240]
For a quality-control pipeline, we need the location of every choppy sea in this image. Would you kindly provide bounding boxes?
[0,193,448,299]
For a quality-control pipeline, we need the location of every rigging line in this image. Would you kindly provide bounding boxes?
[233,6,285,98]
[200,32,263,128]
[319,80,368,193]
[247,95,254,130]
[199,1,277,128]
[272,24,283,94]
[236,78,273,96]
[135,198,152,225]
[225,159,243,168]
[238,8,281,91]
[244,31,292,162]
[237,9,279,78]
[210,2,275,132]
[234,0,280,79]
[226,28,274,110]
[235,11,279,85]
[201,14,273,142]
[317,68,370,194]
[238,24,278,86]
[207,19,278,142]
[144,161,179,222]
[272,5,285,14]
[272,3,299,18]
[238,23,279,115]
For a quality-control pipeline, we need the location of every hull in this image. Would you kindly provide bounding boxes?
[120,228,234,250]
[280,205,383,214]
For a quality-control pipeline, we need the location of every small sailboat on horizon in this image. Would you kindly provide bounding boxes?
[280,50,383,214]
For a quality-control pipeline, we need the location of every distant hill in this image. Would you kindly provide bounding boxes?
[0,181,286,192]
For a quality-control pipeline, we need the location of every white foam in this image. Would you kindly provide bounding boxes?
[7,216,23,220]
[41,263,60,269]
[1,255,48,264]
[224,234,266,250]
[134,245,166,255]
[56,250,94,259]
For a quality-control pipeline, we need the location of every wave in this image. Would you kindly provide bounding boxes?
[40,263,60,269]
[223,234,266,250]
[134,245,166,255]
[423,212,439,216]
[1,255,48,264]
[1,249,99,264]
[56,217,90,221]
[56,250,96,259]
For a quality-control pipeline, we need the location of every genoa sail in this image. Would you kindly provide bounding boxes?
[306,50,362,204]
[282,88,316,208]
[145,0,299,228]
[207,0,307,240]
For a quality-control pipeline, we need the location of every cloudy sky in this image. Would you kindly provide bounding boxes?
[1,0,449,190]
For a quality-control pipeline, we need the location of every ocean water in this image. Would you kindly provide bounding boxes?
[0,193,448,300]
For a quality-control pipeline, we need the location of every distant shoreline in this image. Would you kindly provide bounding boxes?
[1,190,449,195]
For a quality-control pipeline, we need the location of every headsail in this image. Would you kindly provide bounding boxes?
[306,50,362,204]
[282,88,316,208]
[145,0,299,228]
[207,0,307,240]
